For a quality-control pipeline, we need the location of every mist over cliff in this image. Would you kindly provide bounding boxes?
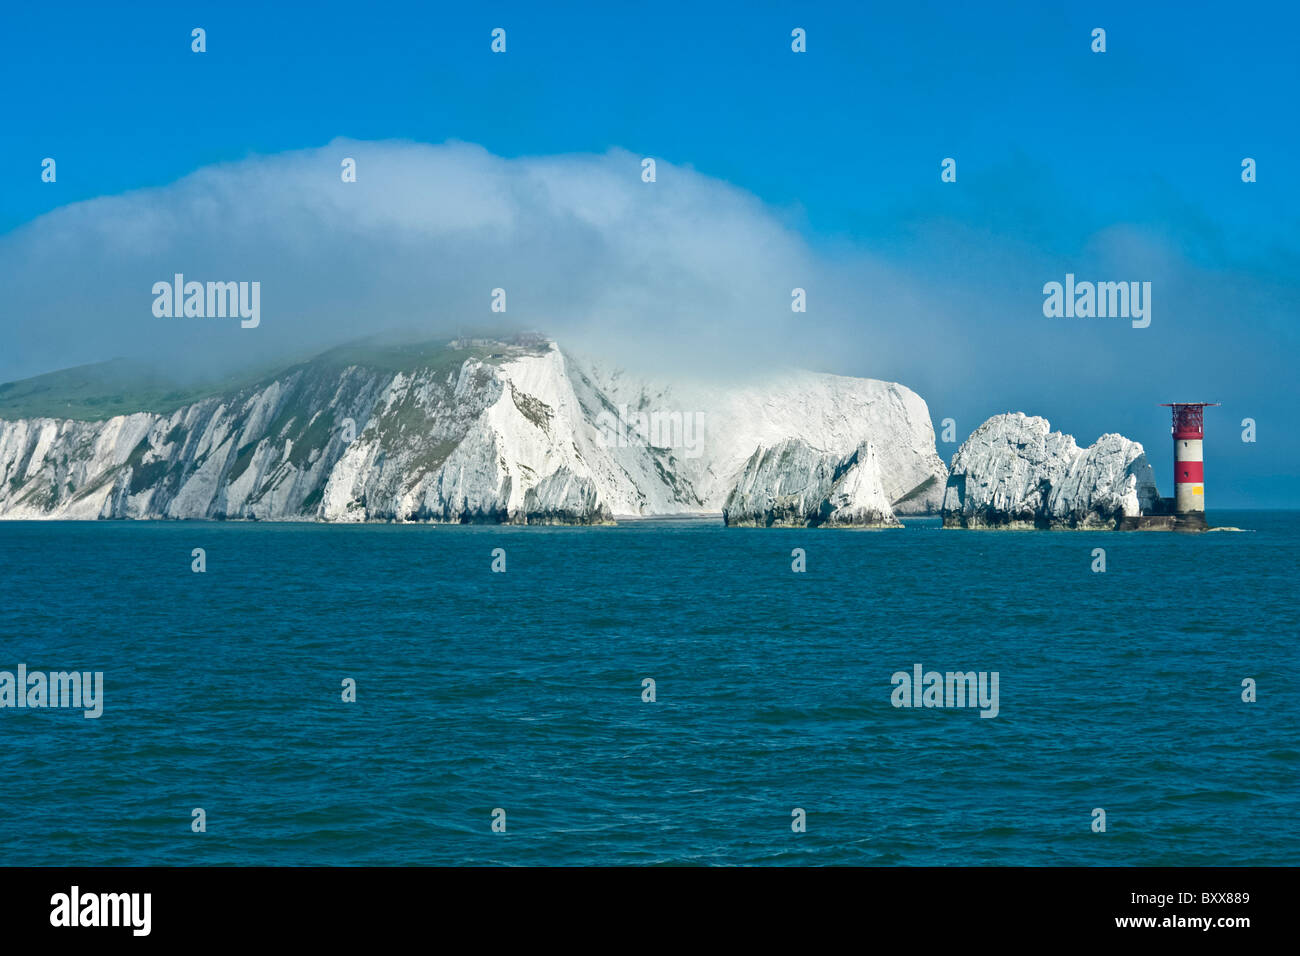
[1,139,893,386]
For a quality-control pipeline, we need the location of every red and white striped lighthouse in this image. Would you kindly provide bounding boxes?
[1161,402,1219,528]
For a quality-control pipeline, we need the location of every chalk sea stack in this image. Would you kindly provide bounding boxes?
[722,439,901,528]
[941,413,1158,530]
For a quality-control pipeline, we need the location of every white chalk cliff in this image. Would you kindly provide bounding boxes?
[583,364,948,515]
[941,412,1158,529]
[723,439,900,527]
[0,339,948,524]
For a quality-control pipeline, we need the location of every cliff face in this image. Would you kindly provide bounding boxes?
[0,344,620,523]
[0,363,390,521]
[0,339,948,524]
[722,439,900,528]
[941,413,1158,529]
[584,365,948,515]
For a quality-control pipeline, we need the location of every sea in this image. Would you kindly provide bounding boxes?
[0,512,1295,866]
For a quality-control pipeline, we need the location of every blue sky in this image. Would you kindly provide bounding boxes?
[4,2,1297,242]
[2,1,1297,505]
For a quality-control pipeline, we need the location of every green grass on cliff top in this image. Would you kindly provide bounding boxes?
[0,335,539,422]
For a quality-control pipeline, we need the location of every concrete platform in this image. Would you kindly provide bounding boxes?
[1118,513,1208,532]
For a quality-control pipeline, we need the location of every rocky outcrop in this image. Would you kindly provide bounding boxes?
[823,443,900,527]
[941,413,1158,529]
[519,467,613,525]
[722,439,900,528]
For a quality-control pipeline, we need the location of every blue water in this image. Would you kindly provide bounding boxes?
[0,513,1296,866]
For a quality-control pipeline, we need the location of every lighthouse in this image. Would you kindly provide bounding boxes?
[1160,403,1219,531]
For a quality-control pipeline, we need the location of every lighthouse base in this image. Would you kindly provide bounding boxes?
[1173,512,1209,532]
[1117,512,1209,532]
